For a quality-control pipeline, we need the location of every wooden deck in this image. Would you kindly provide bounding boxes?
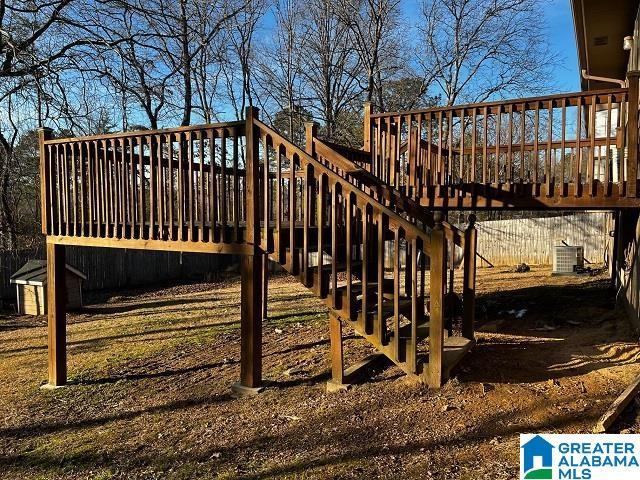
[364,87,640,210]
[39,108,477,394]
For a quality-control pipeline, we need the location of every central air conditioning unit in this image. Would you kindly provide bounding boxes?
[552,245,584,275]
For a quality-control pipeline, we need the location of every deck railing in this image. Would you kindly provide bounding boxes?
[39,122,248,246]
[367,87,639,201]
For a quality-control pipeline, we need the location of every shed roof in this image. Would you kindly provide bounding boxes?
[10,260,86,286]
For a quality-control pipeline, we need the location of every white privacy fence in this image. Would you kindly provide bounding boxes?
[473,212,612,267]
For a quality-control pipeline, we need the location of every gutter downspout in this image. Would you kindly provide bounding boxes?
[581,69,627,88]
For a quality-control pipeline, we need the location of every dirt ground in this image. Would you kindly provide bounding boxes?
[1,266,640,479]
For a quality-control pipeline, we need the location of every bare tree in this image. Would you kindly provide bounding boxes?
[253,0,309,140]
[299,0,363,141]
[418,0,555,106]
[335,0,402,112]
[0,0,108,249]
[221,0,266,119]
[82,0,245,129]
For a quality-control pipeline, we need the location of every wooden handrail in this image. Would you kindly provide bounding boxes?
[370,88,628,118]
[312,136,464,248]
[43,121,245,145]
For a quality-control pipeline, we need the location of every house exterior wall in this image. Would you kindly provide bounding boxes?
[616,209,640,331]
[611,4,640,332]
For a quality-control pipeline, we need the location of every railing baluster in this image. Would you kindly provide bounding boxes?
[459,109,465,189]
[410,236,418,373]
[427,112,433,186]
[58,144,69,235]
[137,137,144,239]
[209,129,218,243]
[148,135,156,240]
[361,204,369,334]
[520,103,525,183]
[221,128,228,242]
[188,132,196,241]
[495,106,501,184]
[289,153,297,272]
[331,182,338,308]
[417,114,424,195]
[561,99,567,194]
[407,114,415,194]
[546,99,553,196]
[507,104,513,184]
[375,117,382,179]
[79,141,86,237]
[437,111,444,188]
[275,144,282,260]
[447,110,453,185]
[605,94,612,188]
[302,162,311,286]
[588,95,597,196]
[471,108,477,183]
[393,228,400,360]
[345,192,353,317]
[533,102,539,187]
[107,139,114,237]
[376,211,385,344]
[158,134,166,239]
[262,134,270,252]
[482,106,488,184]
[70,142,77,236]
[195,131,203,241]
[317,173,327,298]
[576,96,582,196]
[99,140,104,237]
[233,130,240,243]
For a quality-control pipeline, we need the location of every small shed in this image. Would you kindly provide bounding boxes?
[10,260,86,315]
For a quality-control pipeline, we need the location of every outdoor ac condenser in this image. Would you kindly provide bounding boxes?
[552,245,584,275]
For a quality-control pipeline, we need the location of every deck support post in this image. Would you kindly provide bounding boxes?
[326,313,348,392]
[232,106,265,396]
[427,212,446,389]
[233,252,264,395]
[46,242,67,387]
[627,71,640,198]
[462,214,477,341]
[262,253,268,319]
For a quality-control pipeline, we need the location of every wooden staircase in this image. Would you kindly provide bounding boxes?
[250,112,477,388]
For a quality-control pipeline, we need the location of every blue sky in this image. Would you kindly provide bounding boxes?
[545,0,581,91]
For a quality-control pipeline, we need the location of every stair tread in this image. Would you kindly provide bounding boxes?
[333,279,395,295]
[308,260,363,273]
[362,297,413,318]
[442,337,474,374]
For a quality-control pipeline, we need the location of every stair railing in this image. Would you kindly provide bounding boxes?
[246,107,477,385]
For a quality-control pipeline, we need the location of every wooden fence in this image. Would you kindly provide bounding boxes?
[0,247,235,302]
[0,212,611,303]
[473,212,612,267]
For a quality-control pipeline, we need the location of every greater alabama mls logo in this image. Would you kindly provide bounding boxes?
[521,435,554,479]
[520,434,640,480]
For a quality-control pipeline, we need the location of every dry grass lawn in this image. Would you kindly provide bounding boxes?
[1,266,640,479]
